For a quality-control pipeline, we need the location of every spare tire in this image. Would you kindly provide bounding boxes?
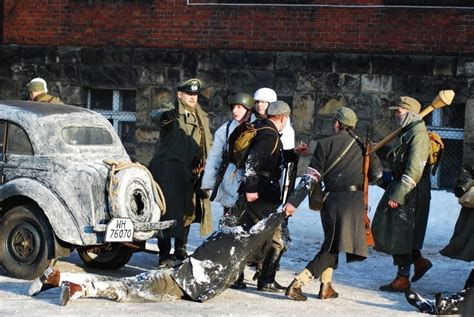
[108,165,161,241]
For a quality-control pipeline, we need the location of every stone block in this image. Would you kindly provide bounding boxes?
[372,55,433,75]
[292,93,315,133]
[135,128,160,144]
[317,94,347,115]
[334,53,370,73]
[361,74,392,93]
[151,86,174,109]
[57,84,84,106]
[222,50,245,70]
[22,46,46,64]
[275,71,297,95]
[135,143,157,166]
[57,46,81,64]
[138,66,165,85]
[196,68,228,89]
[296,72,324,92]
[433,56,456,76]
[103,47,133,65]
[0,45,22,65]
[79,65,138,88]
[244,51,275,70]
[457,57,474,77]
[79,47,104,65]
[306,52,333,73]
[11,63,36,82]
[341,73,361,93]
[276,52,306,71]
[131,48,183,66]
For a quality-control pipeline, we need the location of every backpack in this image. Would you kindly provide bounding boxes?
[227,122,279,168]
[427,131,444,174]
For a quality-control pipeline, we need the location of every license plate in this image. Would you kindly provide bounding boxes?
[105,218,134,242]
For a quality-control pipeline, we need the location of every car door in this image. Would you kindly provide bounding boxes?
[0,121,5,183]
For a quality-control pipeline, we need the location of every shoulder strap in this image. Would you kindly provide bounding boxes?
[225,119,232,140]
[322,138,356,177]
[256,126,280,155]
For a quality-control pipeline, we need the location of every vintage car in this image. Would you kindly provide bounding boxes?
[0,100,173,279]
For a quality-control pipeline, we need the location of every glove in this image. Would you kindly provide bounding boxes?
[161,108,178,122]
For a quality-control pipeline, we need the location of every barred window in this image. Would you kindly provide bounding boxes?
[87,89,137,159]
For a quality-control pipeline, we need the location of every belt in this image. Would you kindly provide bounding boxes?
[326,185,362,192]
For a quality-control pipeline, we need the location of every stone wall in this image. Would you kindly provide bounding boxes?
[0,45,472,173]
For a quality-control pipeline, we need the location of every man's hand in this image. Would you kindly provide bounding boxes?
[388,199,399,209]
[162,108,179,122]
[294,141,310,155]
[283,202,296,217]
[246,192,259,202]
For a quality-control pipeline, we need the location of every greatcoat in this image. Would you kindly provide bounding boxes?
[372,120,431,255]
[148,100,212,238]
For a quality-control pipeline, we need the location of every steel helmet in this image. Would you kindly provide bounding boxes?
[27,77,48,93]
[229,92,255,110]
[253,88,277,103]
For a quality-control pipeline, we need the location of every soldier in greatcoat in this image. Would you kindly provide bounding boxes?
[372,96,433,292]
[148,78,212,267]
[26,77,63,104]
[283,107,382,301]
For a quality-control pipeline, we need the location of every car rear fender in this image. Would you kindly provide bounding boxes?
[0,178,85,245]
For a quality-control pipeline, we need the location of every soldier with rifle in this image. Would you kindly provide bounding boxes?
[283,107,382,301]
[201,93,254,216]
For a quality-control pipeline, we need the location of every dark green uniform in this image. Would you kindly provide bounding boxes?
[148,100,212,239]
[372,120,431,274]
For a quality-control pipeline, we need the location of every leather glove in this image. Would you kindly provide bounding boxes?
[161,108,178,122]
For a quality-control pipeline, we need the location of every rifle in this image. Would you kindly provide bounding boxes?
[363,126,375,247]
[209,152,230,201]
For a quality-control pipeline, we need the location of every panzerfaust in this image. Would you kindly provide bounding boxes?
[371,90,455,153]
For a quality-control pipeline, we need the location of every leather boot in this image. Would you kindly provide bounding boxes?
[285,279,307,301]
[230,272,247,289]
[412,256,432,282]
[379,276,410,292]
[285,268,313,301]
[257,247,285,293]
[60,281,84,306]
[28,267,61,296]
[318,282,339,299]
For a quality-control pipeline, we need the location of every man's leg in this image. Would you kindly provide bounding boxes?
[158,237,173,267]
[60,271,184,306]
[411,249,432,282]
[380,254,411,292]
[257,223,286,293]
[286,250,336,301]
[175,226,190,261]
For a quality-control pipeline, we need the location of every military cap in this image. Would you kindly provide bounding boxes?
[177,78,202,94]
[267,100,291,116]
[389,96,421,114]
[26,78,47,93]
[335,107,357,127]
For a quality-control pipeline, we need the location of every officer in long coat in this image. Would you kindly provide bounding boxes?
[283,107,382,301]
[148,78,212,267]
[372,96,432,292]
[26,77,63,104]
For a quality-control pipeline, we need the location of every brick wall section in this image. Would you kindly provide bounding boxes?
[3,1,474,55]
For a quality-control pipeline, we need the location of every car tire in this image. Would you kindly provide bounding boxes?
[77,244,133,270]
[0,205,53,280]
[109,165,162,241]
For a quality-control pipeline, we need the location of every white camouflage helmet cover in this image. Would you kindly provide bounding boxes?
[28,77,48,93]
[253,88,277,103]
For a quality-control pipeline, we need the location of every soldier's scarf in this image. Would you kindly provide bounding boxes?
[397,111,422,128]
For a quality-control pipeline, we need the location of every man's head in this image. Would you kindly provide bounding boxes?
[267,100,291,132]
[389,96,422,114]
[253,88,277,116]
[334,107,357,132]
[229,92,254,123]
[176,78,202,107]
[26,77,48,100]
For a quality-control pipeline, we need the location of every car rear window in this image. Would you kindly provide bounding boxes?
[62,127,114,145]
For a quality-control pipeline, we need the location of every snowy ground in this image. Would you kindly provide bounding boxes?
[0,186,470,316]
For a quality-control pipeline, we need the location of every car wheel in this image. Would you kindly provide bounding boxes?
[0,205,53,280]
[109,165,162,241]
[77,244,133,270]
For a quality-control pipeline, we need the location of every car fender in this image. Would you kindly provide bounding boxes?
[0,178,85,245]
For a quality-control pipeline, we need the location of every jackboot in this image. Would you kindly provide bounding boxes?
[285,268,313,301]
[257,247,285,293]
[318,282,339,299]
[380,276,410,292]
[174,227,190,261]
[230,272,247,289]
[412,256,432,282]
[28,267,61,296]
